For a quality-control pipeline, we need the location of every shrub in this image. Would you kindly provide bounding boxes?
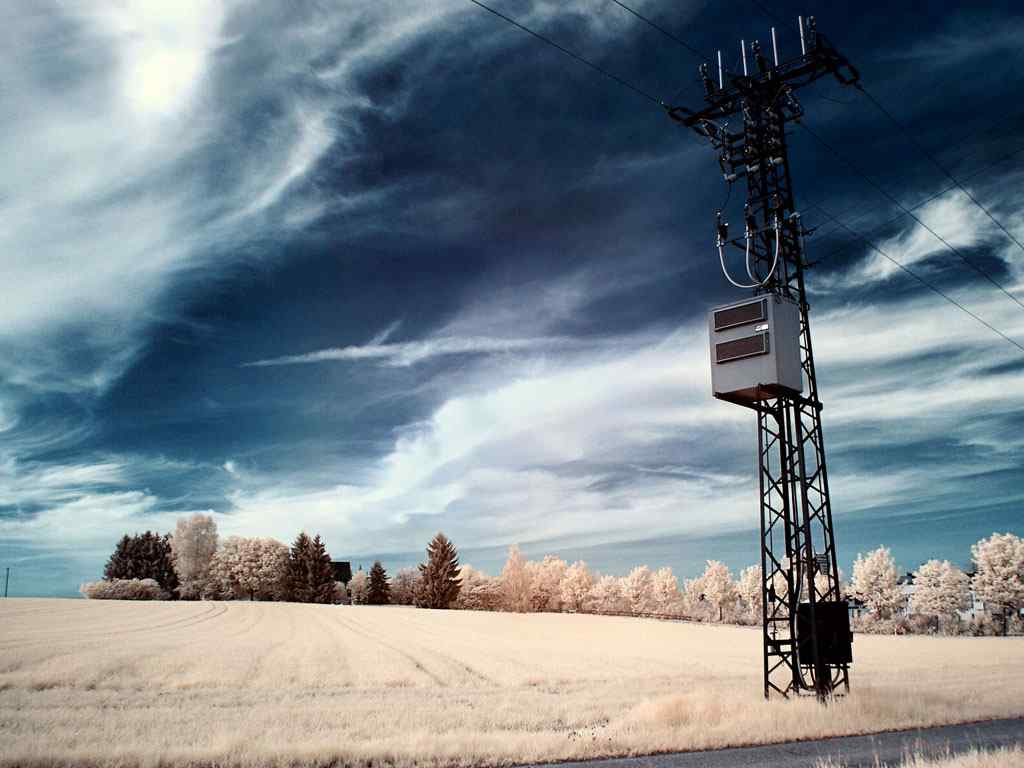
[80,578,168,600]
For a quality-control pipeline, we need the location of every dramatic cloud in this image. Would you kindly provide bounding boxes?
[2,1,1023,594]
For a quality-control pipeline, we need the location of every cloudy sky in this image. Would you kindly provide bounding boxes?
[2,0,1023,595]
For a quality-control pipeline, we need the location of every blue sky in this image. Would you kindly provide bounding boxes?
[2,0,1023,597]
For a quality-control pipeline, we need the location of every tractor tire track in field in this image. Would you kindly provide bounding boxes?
[330,611,454,687]
[356,610,509,685]
[0,604,229,680]
[352,609,500,686]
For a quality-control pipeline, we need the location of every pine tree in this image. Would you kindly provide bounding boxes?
[287,532,314,602]
[417,532,461,609]
[151,533,179,596]
[286,533,336,603]
[367,561,390,605]
[308,535,336,604]
[104,535,134,581]
[102,531,178,595]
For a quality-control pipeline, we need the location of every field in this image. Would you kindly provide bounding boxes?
[1,599,1023,767]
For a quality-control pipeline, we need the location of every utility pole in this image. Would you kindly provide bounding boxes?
[3,567,9,598]
[667,17,857,700]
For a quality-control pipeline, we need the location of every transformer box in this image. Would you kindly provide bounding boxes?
[798,600,854,666]
[708,296,803,404]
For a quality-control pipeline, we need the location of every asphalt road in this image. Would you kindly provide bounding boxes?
[530,718,1024,768]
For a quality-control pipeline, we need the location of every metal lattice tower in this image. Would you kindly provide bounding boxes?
[667,18,858,699]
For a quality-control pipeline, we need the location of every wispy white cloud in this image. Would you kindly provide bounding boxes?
[244,335,587,368]
[219,193,1024,555]
[3,0,1023,581]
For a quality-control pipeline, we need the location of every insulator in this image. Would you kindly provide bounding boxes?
[751,40,769,74]
[700,62,716,97]
[715,210,729,244]
[807,16,818,49]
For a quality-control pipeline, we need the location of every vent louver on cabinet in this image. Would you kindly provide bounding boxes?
[715,332,769,364]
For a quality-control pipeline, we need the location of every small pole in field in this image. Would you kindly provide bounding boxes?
[3,567,9,598]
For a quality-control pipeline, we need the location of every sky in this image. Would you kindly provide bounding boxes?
[2,0,1023,597]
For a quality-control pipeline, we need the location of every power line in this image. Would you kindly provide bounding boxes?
[812,143,1024,263]
[855,84,1024,260]
[605,0,711,62]
[744,0,1024,263]
[749,0,787,30]
[801,102,1024,238]
[465,0,666,107]
[798,120,1024,313]
[819,207,1024,356]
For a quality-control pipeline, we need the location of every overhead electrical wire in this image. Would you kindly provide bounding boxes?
[818,208,1024,356]
[811,143,1024,263]
[465,0,666,107]
[467,0,1024,354]
[798,121,1024,312]
[744,0,1024,268]
[606,0,711,62]
[584,0,1024,351]
[855,85,1024,260]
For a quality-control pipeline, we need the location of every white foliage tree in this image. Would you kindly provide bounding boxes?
[528,555,568,612]
[455,565,503,611]
[390,567,421,606]
[912,559,969,629]
[850,546,903,619]
[650,567,681,615]
[501,545,532,613]
[208,537,288,601]
[560,560,595,613]
[682,577,707,620]
[972,532,1024,633]
[737,565,763,624]
[622,565,655,615]
[698,560,738,622]
[348,569,370,605]
[586,574,628,614]
[170,513,219,599]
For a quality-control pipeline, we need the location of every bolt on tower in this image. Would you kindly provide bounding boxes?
[667,17,858,699]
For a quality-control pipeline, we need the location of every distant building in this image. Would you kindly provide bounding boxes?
[898,571,986,621]
[331,561,352,585]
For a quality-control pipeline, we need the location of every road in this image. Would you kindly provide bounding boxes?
[530,718,1024,768]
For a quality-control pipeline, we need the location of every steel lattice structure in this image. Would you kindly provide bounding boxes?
[667,18,858,699]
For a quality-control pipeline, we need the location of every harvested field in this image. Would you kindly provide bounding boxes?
[1,598,1022,767]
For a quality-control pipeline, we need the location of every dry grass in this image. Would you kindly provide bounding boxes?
[1,599,1022,767]
[817,745,1024,767]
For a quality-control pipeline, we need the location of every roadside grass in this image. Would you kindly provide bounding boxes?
[817,744,1024,767]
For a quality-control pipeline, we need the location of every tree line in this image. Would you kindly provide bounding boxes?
[80,515,1024,635]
